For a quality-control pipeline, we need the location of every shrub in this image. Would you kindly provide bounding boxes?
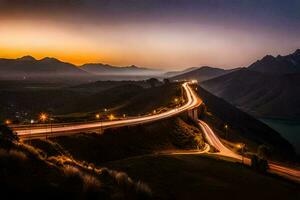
[135,181,152,199]
[8,149,27,161]
[251,154,269,173]
[81,174,102,192]
[114,172,133,186]
[0,149,27,161]
[257,145,271,159]
[0,125,18,149]
[63,165,102,195]
[63,165,81,177]
[16,143,46,160]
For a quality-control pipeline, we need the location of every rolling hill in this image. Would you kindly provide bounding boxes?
[201,49,300,120]
[163,67,199,77]
[0,56,164,82]
[170,66,238,82]
[0,80,181,122]
[80,63,162,76]
[0,56,90,80]
[202,69,300,119]
[196,85,296,161]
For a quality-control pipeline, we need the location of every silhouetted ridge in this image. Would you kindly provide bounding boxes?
[248,49,300,74]
[17,55,36,61]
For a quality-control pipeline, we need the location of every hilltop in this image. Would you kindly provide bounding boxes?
[170,66,239,82]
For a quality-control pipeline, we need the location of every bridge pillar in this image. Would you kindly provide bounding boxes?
[188,107,200,121]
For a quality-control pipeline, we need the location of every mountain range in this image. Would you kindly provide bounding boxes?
[170,66,239,82]
[163,67,199,77]
[199,49,300,119]
[248,49,300,74]
[0,56,163,81]
[0,56,89,80]
[80,63,161,76]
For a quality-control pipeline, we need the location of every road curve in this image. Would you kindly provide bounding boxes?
[12,81,300,182]
[198,120,300,182]
[15,82,201,139]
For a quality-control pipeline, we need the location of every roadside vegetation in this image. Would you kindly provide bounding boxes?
[195,85,297,163]
[104,154,300,200]
[0,80,181,123]
[1,115,299,199]
[30,117,205,165]
[0,125,152,199]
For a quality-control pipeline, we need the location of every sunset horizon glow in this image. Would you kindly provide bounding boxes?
[0,0,300,70]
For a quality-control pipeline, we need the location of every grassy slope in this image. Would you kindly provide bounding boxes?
[0,127,153,199]
[32,117,205,165]
[0,81,181,122]
[62,82,181,116]
[201,69,300,119]
[29,117,300,200]
[104,154,300,200]
[195,85,296,162]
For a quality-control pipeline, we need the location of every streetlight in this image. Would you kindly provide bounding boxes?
[29,119,34,143]
[123,114,126,118]
[5,119,11,125]
[95,113,102,134]
[95,114,100,120]
[39,113,48,139]
[237,143,245,164]
[224,124,228,139]
[49,117,54,136]
[39,113,48,122]
[109,114,115,121]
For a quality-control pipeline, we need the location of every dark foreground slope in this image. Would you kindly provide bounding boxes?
[196,86,296,162]
[2,116,299,199]
[30,117,299,200]
[201,69,300,119]
[105,154,300,200]
[0,125,152,199]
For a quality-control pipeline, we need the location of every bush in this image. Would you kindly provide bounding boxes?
[81,174,102,192]
[257,145,271,159]
[251,154,269,173]
[0,125,18,149]
[135,181,152,199]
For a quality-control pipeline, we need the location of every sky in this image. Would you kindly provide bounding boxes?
[0,0,300,70]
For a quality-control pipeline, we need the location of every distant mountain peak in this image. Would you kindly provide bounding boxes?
[129,65,138,68]
[17,55,36,61]
[40,57,60,63]
[294,49,300,55]
[261,55,275,62]
[248,49,300,74]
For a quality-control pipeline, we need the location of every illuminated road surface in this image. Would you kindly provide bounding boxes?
[12,81,300,182]
[15,82,201,138]
[198,120,300,182]
[198,120,241,160]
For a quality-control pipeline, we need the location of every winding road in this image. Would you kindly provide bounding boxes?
[198,120,300,182]
[14,82,201,139]
[12,82,300,182]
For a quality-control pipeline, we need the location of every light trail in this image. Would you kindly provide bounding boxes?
[14,82,201,138]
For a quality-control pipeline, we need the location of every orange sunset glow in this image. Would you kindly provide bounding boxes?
[0,0,300,69]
